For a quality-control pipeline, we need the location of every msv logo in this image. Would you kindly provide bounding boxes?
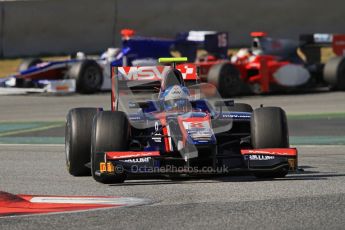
[117,66,170,80]
[116,65,197,81]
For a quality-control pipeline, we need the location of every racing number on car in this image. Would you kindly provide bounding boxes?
[218,33,228,48]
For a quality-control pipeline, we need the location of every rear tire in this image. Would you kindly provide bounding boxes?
[65,108,99,176]
[207,63,242,98]
[68,60,103,94]
[323,56,345,90]
[91,111,129,184]
[251,107,289,178]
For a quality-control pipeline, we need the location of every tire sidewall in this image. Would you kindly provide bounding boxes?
[251,107,289,149]
[207,63,242,97]
[91,111,129,183]
[68,60,103,94]
[65,108,99,176]
[324,56,345,90]
[250,107,289,178]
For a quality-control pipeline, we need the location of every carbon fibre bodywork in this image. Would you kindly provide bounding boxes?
[91,62,298,180]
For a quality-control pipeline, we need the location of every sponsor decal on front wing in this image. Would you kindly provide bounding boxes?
[248,155,275,160]
[121,157,151,163]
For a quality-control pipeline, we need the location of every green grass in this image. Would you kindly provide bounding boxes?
[0,56,69,78]
[0,121,64,137]
[288,112,345,120]
[0,58,21,77]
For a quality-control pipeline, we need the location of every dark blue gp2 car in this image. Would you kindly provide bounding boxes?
[65,57,298,183]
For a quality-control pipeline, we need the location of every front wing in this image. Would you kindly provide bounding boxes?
[97,148,297,176]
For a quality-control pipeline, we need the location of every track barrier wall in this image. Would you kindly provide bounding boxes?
[0,0,344,57]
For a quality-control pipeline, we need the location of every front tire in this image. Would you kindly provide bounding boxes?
[251,107,289,178]
[251,107,289,148]
[91,111,129,184]
[65,108,99,176]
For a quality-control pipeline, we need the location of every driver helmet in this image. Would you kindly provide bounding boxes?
[162,85,191,112]
[161,69,185,90]
[231,48,251,63]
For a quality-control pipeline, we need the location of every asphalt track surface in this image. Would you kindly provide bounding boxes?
[0,90,344,122]
[0,91,345,229]
[0,145,345,229]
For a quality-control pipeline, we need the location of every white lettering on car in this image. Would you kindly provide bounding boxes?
[118,66,170,80]
[121,157,151,163]
[249,155,275,160]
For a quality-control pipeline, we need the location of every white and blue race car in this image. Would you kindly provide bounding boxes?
[0,29,174,94]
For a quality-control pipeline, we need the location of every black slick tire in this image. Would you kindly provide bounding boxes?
[323,56,345,90]
[68,60,103,94]
[65,108,99,176]
[250,107,289,178]
[91,111,129,184]
[251,107,289,148]
[207,63,242,98]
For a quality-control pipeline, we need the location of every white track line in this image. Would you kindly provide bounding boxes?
[30,196,150,206]
[0,143,64,147]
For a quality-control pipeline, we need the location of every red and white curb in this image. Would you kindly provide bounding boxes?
[0,191,150,217]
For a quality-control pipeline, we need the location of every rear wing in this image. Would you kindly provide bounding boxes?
[300,33,345,63]
[300,33,333,45]
[114,64,198,81]
[110,64,199,111]
[174,31,229,61]
[120,29,174,66]
[249,32,300,59]
[119,29,229,63]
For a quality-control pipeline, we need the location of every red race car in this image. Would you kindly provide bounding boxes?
[174,31,345,97]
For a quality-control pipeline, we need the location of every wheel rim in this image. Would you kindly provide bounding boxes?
[84,66,101,87]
